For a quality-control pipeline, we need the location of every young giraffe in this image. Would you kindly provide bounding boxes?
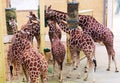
[45,6,119,72]
[21,12,40,49]
[47,20,65,82]
[48,17,96,81]
[7,30,48,83]
[47,18,62,43]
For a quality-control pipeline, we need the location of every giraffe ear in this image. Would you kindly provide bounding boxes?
[48,5,51,10]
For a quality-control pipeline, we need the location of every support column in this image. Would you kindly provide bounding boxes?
[66,1,79,64]
[39,0,45,53]
[0,0,6,82]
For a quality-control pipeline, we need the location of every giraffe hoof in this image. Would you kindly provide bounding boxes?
[59,79,63,83]
[66,75,71,78]
[106,68,110,71]
[22,78,26,82]
[73,67,77,70]
[76,75,81,79]
[83,78,88,81]
[76,66,78,68]
[84,66,87,69]
[115,70,119,72]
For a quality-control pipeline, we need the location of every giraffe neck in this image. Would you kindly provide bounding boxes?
[56,20,74,35]
[12,31,32,51]
[49,9,67,21]
[47,9,97,29]
[48,21,56,31]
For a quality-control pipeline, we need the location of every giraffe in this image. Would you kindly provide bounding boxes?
[21,12,40,49]
[7,30,48,83]
[47,20,65,82]
[45,5,119,72]
[8,12,40,78]
[9,17,18,34]
[48,17,96,81]
[47,18,62,43]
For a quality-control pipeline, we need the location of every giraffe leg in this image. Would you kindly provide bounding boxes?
[22,65,29,82]
[76,51,81,79]
[66,63,72,78]
[106,55,111,71]
[52,59,55,77]
[30,73,39,83]
[105,44,119,72]
[84,59,89,81]
[66,48,75,78]
[73,56,77,70]
[76,50,80,69]
[84,57,95,82]
[30,78,39,83]
[58,67,63,83]
[105,45,112,71]
[112,56,119,72]
[72,51,78,70]
[41,74,48,83]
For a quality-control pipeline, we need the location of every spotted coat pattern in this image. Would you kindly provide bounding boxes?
[47,19,62,42]
[21,12,40,49]
[7,30,48,83]
[45,6,118,72]
[47,20,65,82]
[48,18,95,80]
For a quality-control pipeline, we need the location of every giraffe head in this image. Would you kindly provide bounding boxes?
[27,11,39,24]
[45,5,67,21]
[45,5,53,19]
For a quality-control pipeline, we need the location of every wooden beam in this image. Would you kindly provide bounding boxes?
[0,0,6,82]
[39,0,45,53]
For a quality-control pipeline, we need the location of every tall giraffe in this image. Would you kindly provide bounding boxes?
[7,30,48,83]
[8,13,40,78]
[45,6,119,72]
[47,20,65,82]
[21,12,40,49]
[48,17,96,81]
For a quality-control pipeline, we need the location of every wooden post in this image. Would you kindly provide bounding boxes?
[39,0,45,53]
[66,1,79,64]
[0,0,6,82]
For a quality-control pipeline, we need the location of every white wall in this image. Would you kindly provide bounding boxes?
[11,0,38,10]
[107,0,113,29]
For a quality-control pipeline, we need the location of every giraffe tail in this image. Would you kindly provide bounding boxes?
[10,65,13,77]
[93,59,97,72]
[112,56,114,61]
